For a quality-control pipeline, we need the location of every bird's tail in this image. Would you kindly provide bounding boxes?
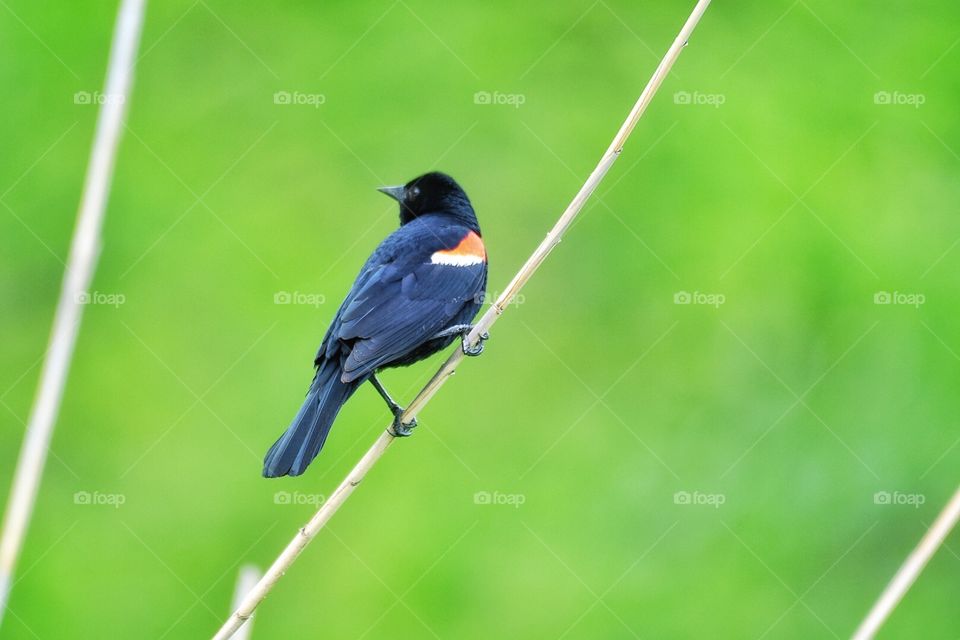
[263,361,360,478]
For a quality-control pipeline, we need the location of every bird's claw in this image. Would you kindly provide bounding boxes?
[461,331,489,357]
[389,412,418,437]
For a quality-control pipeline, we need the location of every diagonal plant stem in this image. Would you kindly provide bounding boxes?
[230,565,262,640]
[0,0,147,626]
[852,485,960,640]
[212,1,712,637]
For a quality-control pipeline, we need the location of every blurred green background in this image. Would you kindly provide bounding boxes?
[2,1,958,637]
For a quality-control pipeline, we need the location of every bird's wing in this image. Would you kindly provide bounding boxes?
[323,224,486,382]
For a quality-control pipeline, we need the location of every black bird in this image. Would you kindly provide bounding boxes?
[263,172,489,477]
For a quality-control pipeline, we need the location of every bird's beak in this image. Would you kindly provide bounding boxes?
[377,185,405,202]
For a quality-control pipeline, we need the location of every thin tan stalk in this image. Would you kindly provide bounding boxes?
[0,0,146,626]
[231,565,262,640]
[213,2,712,637]
[852,486,960,640]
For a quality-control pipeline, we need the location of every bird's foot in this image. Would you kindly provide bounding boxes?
[430,323,489,357]
[389,408,418,437]
[461,330,489,357]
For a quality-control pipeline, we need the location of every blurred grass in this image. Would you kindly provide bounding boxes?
[2,0,959,637]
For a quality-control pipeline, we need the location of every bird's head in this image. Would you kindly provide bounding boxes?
[378,172,479,232]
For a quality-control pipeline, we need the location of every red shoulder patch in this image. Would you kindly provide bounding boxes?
[431,231,486,266]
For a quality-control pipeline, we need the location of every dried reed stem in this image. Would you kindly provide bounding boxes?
[852,486,960,639]
[0,0,146,625]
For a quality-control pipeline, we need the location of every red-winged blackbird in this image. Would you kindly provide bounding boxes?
[263,172,489,477]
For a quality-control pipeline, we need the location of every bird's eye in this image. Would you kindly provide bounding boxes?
[407,186,420,200]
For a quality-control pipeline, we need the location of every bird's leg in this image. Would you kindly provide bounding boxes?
[369,373,417,437]
[429,324,489,357]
